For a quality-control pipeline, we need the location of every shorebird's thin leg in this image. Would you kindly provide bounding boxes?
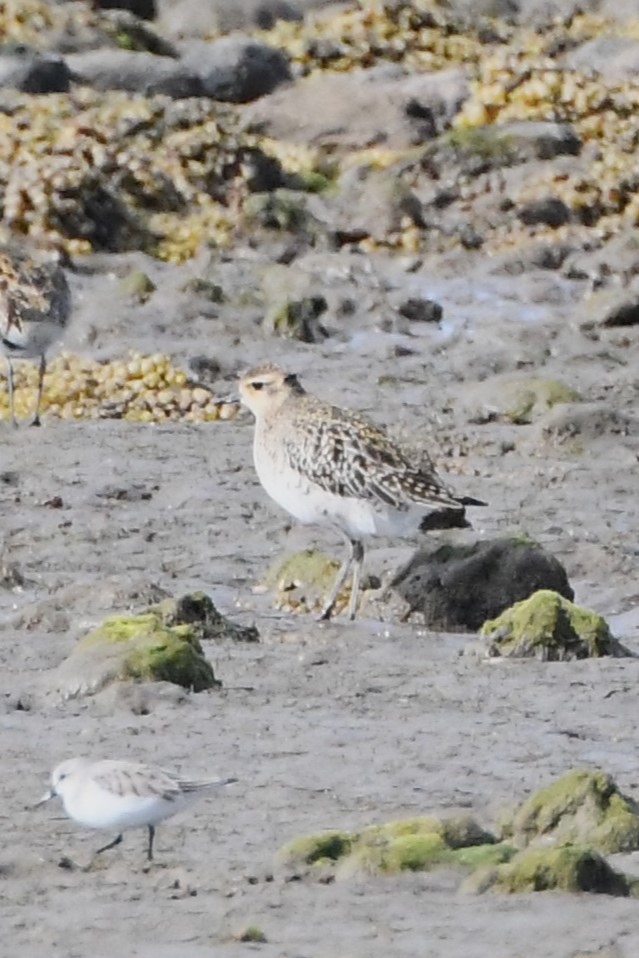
[31,354,46,427]
[94,833,123,856]
[5,357,16,427]
[320,537,362,621]
[347,540,364,621]
[147,825,155,861]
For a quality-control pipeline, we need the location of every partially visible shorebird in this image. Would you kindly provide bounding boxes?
[239,362,486,621]
[35,757,238,862]
[0,246,71,426]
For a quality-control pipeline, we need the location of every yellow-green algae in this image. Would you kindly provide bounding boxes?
[504,769,639,855]
[262,549,345,615]
[277,815,511,878]
[462,845,631,897]
[75,609,218,691]
[480,589,627,660]
[502,379,581,425]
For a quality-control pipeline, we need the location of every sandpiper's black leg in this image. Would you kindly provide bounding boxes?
[147,825,155,861]
[95,833,123,856]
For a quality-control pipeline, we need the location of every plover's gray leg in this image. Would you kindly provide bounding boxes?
[347,539,364,621]
[31,353,46,427]
[320,537,362,621]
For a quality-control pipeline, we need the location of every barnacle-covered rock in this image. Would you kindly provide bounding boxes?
[0,90,287,259]
[0,351,240,422]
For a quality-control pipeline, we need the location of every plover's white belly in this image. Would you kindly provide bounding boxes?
[2,318,61,357]
[255,447,425,539]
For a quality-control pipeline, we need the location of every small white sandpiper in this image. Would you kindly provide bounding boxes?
[0,246,71,426]
[35,757,237,861]
[239,362,486,621]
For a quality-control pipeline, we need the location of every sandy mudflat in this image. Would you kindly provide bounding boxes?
[1,252,639,958]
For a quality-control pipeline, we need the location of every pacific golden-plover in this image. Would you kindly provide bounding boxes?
[239,362,485,620]
[36,757,237,862]
[0,247,71,425]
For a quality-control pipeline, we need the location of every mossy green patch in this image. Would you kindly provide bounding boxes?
[503,378,581,425]
[277,830,353,867]
[119,269,156,303]
[452,841,516,870]
[262,549,345,614]
[463,845,630,896]
[480,589,629,660]
[445,126,516,165]
[75,609,218,691]
[277,815,499,879]
[505,769,639,854]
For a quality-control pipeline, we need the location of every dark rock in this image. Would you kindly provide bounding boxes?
[179,37,291,103]
[66,49,203,97]
[92,0,156,18]
[0,50,70,93]
[518,196,571,228]
[459,225,484,250]
[153,592,259,643]
[496,120,581,160]
[375,537,574,631]
[398,297,443,323]
[601,293,639,327]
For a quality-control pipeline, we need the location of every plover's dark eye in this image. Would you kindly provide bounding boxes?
[252,381,264,391]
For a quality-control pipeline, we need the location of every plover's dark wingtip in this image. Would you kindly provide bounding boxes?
[459,495,487,507]
[420,508,472,532]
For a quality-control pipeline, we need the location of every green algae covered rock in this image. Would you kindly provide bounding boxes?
[50,592,247,699]
[462,845,630,897]
[459,375,581,426]
[262,549,348,615]
[276,815,509,880]
[505,769,639,855]
[480,589,631,660]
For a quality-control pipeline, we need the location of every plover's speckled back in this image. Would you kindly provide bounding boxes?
[240,362,486,621]
[0,247,71,425]
[35,757,237,862]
